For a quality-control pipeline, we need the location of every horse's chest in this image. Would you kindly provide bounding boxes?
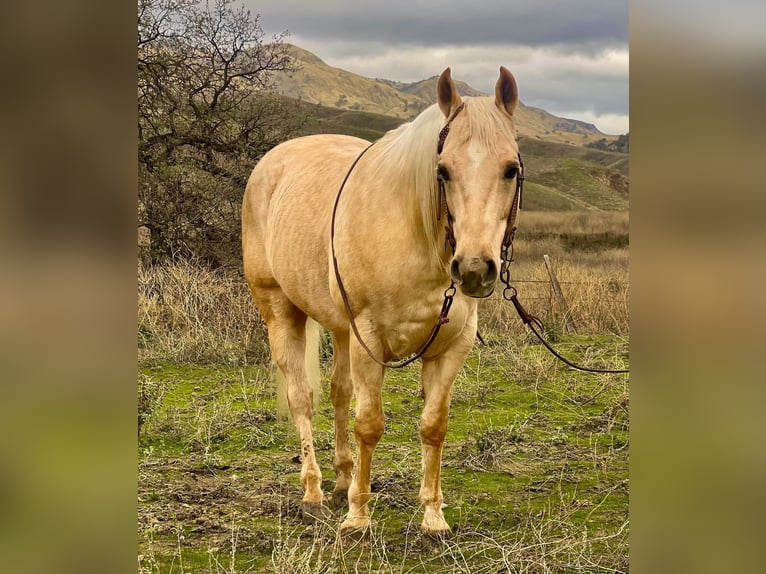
[375,296,472,358]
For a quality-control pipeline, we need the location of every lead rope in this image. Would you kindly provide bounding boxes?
[501,284,629,374]
[500,247,628,374]
[497,155,628,374]
[330,104,465,369]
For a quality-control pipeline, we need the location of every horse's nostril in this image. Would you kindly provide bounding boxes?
[450,259,461,284]
[484,259,498,285]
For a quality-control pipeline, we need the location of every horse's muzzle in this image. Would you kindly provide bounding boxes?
[450,256,498,298]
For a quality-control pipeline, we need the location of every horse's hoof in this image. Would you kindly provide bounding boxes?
[330,489,348,511]
[301,501,332,524]
[340,515,372,544]
[421,511,451,536]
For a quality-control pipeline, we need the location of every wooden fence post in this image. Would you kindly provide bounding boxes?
[543,254,576,334]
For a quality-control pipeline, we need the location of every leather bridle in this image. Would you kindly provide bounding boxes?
[330,102,523,368]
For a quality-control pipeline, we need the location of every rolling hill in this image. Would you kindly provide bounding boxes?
[517,137,629,211]
[268,45,628,212]
[271,45,427,118]
[271,45,616,146]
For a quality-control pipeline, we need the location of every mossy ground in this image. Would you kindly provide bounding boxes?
[138,335,628,573]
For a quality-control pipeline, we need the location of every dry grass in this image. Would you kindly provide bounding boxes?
[480,256,628,341]
[138,254,627,365]
[138,259,268,365]
[147,514,628,574]
[138,336,628,572]
[519,211,629,237]
[138,211,628,365]
[265,507,628,574]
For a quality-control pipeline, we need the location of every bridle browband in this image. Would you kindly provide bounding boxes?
[330,102,523,368]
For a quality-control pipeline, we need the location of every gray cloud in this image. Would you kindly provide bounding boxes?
[245,1,629,133]
[250,1,627,48]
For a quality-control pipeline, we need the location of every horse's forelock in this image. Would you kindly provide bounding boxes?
[460,97,517,149]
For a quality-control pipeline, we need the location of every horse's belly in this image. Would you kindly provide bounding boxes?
[266,207,342,330]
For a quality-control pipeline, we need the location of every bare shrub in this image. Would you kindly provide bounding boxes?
[138,0,304,265]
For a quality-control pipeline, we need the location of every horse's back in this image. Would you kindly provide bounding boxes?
[246,134,368,198]
[242,134,369,327]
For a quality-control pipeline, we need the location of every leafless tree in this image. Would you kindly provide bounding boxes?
[138,0,302,265]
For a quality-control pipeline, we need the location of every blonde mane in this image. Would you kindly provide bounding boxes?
[364,97,516,266]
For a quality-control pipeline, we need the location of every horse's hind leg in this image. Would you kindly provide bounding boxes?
[257,290,326,517]
[329,330,353,509]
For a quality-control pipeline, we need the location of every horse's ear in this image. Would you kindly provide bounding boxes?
[437,67,463,117]
[495,66,519,116]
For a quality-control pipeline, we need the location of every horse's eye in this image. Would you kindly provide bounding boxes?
[437,164,450,182]
[504,165,519,180]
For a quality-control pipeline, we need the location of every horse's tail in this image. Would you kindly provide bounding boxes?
[304,319,322,412]
[276,318,322,419]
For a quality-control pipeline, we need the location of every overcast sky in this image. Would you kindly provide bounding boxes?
[246,1,628,135]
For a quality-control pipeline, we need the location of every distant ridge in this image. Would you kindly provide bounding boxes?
[271,45,427,118]
[384,75,486,102]
[266,44,628,212]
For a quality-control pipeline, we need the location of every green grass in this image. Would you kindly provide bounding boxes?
[521,181,589,211]
[516,136,629,212]
[532,158,628,211]
[138,337,628,573]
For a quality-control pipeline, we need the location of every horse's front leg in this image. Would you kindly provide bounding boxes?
[419,324,476,534]
[340,337,385,532]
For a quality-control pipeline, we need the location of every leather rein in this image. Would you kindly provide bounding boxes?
[330,102,524,369]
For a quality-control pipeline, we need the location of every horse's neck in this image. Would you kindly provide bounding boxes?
[350,174,450,286]
[358,109,449,275]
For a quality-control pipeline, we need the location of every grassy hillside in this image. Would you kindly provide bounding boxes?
[516,103,609,146]
[519,137,629,177]
[292,99,406,141]
[517,137,628,212]
[282,100,629,212]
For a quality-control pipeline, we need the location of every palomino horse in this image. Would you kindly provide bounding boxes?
[242,67,521,534]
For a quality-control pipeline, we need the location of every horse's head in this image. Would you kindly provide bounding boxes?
[436,67,521,298]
